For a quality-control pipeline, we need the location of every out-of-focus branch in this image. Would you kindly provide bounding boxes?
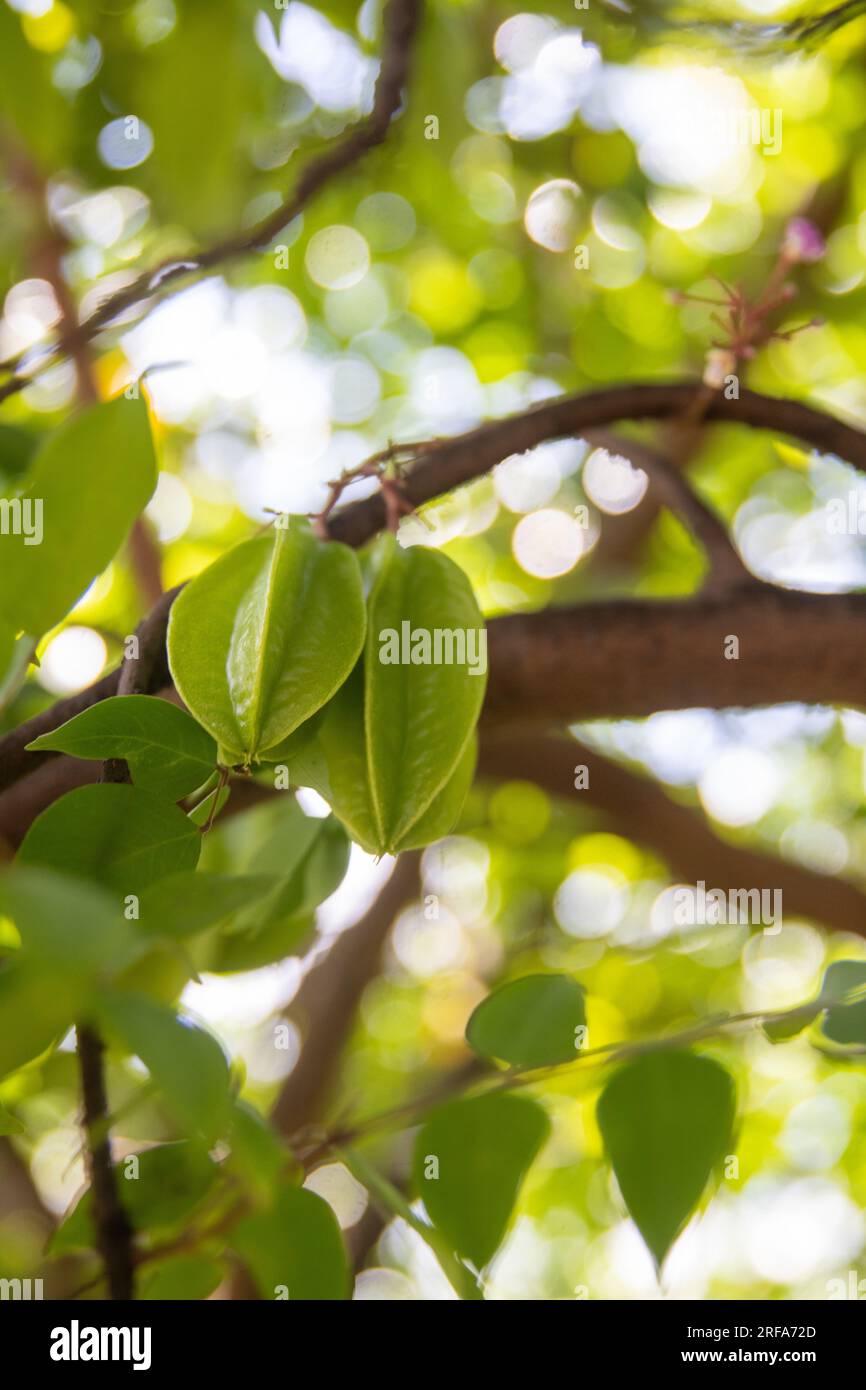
[76,1026,135,1300]
[3,380,866,800]
[0,0,423,405]
[584,428,755,593]
[477,731,866,939]
[271,853,421,1138]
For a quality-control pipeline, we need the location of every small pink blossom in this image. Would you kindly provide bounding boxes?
[781,217,826,265]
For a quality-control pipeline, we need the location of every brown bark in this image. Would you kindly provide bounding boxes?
[478,732,866,939]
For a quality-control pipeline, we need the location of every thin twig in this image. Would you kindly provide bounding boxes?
[0,0,423,406]
[76,1026,135,1300]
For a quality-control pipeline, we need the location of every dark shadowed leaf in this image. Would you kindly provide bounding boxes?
[820,960,866,1045]
[51,1141,219,1254]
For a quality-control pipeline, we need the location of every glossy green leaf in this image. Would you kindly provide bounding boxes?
[365,538,487,850]
[412,1092,549,1268]
[27,696,217,801]
[17,784,200,896]
[820,960,866,1045]
[0,866,141,975]
[51,1141,218,1254]
[0,396,157,636]
[597,1050,736,1268]
[97,993,231,1143]
[232,1186,350,1301]
[167,522,366,763]
[271,626,481,855]
[466,973,586,1069]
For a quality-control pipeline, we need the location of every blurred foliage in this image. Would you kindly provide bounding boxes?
[1,0,866,1302]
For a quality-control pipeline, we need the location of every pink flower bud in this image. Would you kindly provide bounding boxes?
[782,217,826,264]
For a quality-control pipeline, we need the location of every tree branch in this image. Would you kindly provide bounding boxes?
[2,380,866,798]
[0,0,423,405]
[584,428,755,593]
[478,731,866,939]
[483,587,866,725]
[325,381,866,545]
[271,853,421,1138]
[76,1025,135,1300]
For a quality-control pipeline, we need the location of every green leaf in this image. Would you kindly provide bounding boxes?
[0,422,38,485]
[136,871,278,941]
[232,1186,350,1301]
[466,974,586,1069]
[392,733,478,853]
[0,4,65,165]
[0,962,87,1080]
[762,1007,820,1043]
[97,993,231,1143]
[208,813,350,973]
[0,1102,23,1136]
[596,1050,736,1268]
[167,522,366,763]
[0,866,141,975]
[131,0,257,232]
[820,960,866,1046]
[27,696,217,801]
[227,1101,293,1202]
[365,539,487,850]
[186,781,231,827]
[17,784,200,897]
[51,1141,218,1254]
[273,619,480,856]
[140,1256,224,1301]
[0,630,36,714]
[0,396,157,636]
[412,1092,549,1268]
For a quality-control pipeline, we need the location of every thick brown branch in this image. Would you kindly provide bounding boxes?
[326,382,866,545]
[478,732,866,939]
[484,588,866,725]
[4,587,866,814]
[2,381,866,798]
